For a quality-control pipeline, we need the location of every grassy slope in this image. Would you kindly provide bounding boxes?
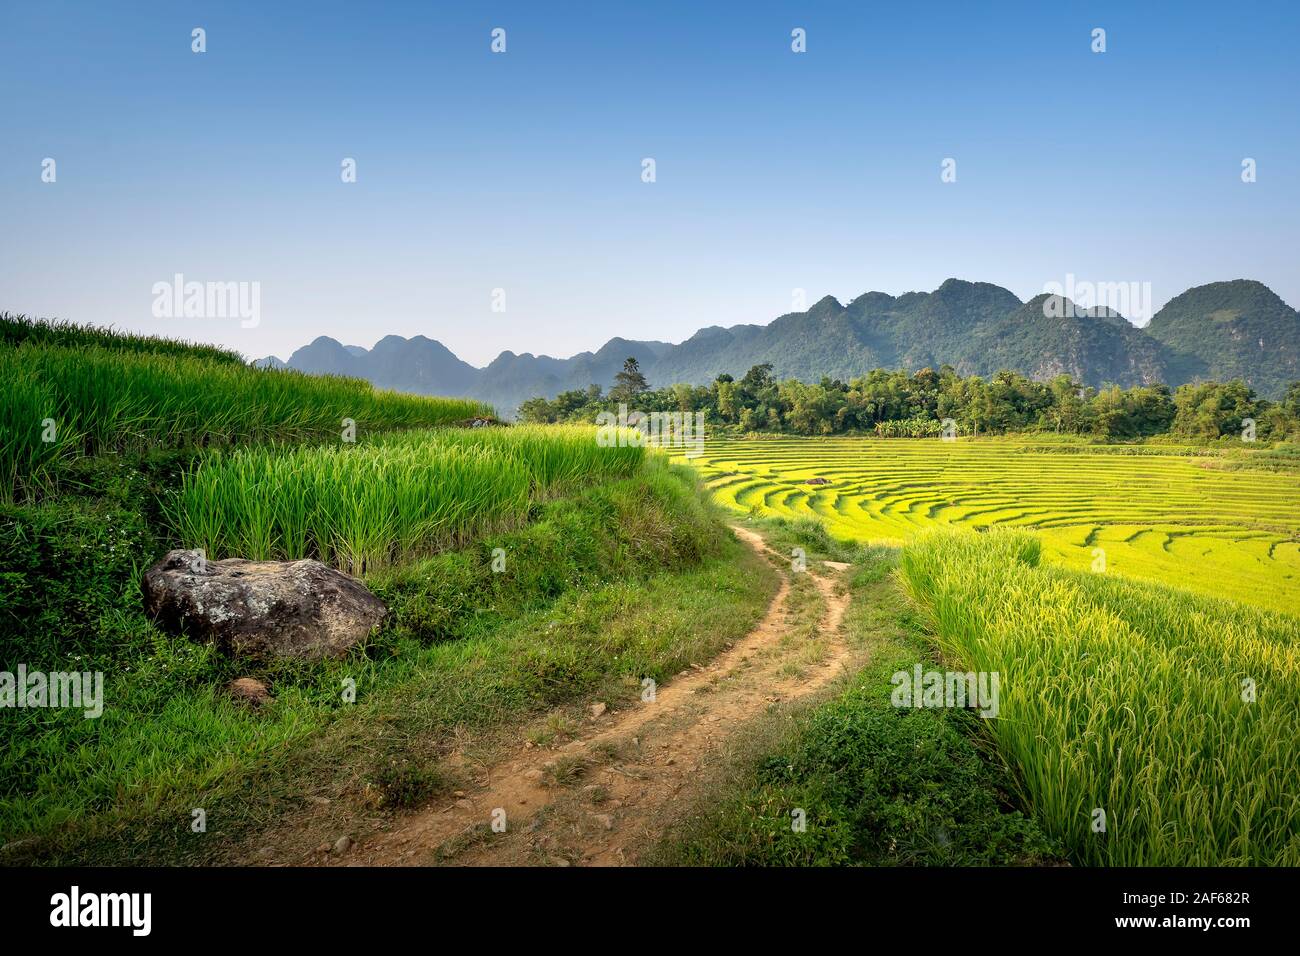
[1,462,778,864]
[652,518,1061,866]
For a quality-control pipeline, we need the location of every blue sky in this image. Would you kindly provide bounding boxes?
[2,0,1297,364]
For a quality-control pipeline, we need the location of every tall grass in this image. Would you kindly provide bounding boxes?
[376,424,646,489]
[172,426,646,572]
[0,343,490,501]
[899,528,1300,865]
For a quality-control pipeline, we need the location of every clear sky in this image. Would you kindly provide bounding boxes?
[2,1,1297,365]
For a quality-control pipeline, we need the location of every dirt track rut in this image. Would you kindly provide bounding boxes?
[319,525,851,867]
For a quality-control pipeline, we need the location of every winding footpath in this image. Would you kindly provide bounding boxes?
[316,525,852,867]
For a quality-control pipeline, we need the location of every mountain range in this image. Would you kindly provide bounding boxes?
[253,279,1300,415]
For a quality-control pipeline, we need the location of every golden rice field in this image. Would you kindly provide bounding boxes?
[675,436,1300,617]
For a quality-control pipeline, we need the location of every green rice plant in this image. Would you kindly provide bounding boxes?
[0,363,78,499]
[899,527,1300,866]
[378,424,646,491]
[0,312,245,365]
[0,342,491,502]
[172,426,647,572]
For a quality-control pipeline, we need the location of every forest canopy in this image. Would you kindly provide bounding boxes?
[518,358,1300,442]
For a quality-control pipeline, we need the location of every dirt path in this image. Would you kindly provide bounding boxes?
[323,525,852,867]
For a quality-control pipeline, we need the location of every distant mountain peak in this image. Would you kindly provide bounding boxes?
[1147,279,1298,395]
[810,294,844,311]
[1020,293,1127,324]
[1161,278,1286,312]
[850,291,895,308]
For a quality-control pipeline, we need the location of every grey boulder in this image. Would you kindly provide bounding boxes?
[143,549,387,660]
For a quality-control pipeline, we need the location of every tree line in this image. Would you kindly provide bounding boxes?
[518,358,1300,441]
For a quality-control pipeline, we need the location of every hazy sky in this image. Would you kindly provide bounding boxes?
[3,1,1298,365]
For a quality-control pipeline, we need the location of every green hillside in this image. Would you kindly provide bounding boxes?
[1146,280,1300,398]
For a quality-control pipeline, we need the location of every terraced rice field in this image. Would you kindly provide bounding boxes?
[675,437,1300,616]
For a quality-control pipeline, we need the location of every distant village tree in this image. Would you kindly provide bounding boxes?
[611,356,649,403]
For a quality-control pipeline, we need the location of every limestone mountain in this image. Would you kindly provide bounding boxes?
[1144,280,1300,399]
[252,278,1299,415]
[974,295,1168,387]
[281,333,479,396]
